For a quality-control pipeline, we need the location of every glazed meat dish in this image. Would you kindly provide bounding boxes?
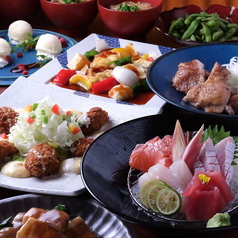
[172,60,236,114]
[0,207,97,238]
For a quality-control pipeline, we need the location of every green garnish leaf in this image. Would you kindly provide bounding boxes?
[62,0,82,3]
[118,3,139,11]
[11,34,40,52]
[202,125,230,144]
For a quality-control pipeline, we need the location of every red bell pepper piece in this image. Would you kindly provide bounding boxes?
[91,77,119,94]
[53,69,76,86]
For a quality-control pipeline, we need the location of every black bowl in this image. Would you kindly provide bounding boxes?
[81,113,238,233]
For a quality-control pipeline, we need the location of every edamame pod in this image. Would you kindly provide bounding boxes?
[222,27,237,40]
[201,23,212,42]
[212,30,224,41]
[182,20,199,39]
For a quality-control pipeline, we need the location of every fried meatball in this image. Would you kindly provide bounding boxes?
[81,107,109,135]
[0,107,19,134]
[0,140,19,162]
[25,143,60,178]
[72,138,94,157]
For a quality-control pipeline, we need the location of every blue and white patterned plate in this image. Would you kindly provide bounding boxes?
[29,33,172,107]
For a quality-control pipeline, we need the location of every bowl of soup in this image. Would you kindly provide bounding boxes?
[98,0,163,39]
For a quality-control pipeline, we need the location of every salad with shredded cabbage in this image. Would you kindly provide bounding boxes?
[8,96,88,155]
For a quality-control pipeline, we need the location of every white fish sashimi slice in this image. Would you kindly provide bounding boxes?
[196,138,220,172]
[138,163,185,193]
[193,160,205,173]
[215,137,235,183]
[169,160,193,191]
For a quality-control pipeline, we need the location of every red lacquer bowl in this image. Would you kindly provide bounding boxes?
[40,0,98,36]
[98,0,163,39]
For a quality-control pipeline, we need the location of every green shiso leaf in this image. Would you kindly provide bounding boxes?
[202,125,230,144]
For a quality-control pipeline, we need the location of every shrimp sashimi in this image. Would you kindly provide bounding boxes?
[214,136,235,183]
[129,135,173,173]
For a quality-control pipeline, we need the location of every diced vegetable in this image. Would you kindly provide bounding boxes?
[26,117,35,124]
[110,56,132,66]
[51,104,61,115]
[69,74,92,90]
[132,79,150,93]
[84,50,100,61]
[53,69,76,86]
[91,77,119,94]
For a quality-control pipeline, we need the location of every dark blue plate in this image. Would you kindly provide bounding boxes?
[146,43,238,117]
[0,29,77,86]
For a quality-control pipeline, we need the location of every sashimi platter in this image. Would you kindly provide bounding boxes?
[81,113,238,230]
[128,120,238,225]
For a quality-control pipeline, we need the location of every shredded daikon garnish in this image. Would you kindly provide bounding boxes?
[223,56,238,93]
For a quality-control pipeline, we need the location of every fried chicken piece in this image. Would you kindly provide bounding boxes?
[72,138,94,157]
[25,143,60,178]
[0,107,19,134]
[172,59,206,92]
[0,140,19,162]
[81,107,109,135]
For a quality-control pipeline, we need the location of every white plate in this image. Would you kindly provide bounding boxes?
[0,76,164,196]
[0,194,137,238]
[28,33,173,107]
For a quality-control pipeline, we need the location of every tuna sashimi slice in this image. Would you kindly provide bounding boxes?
[214,137,235,183]
[129,136,173,173]
[195,138,220,172]
[183,170,234,203]
[183,170,234,220]
[184,187,227,220]
[181,125,204,172]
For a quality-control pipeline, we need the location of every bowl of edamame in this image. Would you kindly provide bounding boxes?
[156,4,238,45]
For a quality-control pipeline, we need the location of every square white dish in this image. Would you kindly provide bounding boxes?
[0,76,164,196]
[28,33,173,107]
